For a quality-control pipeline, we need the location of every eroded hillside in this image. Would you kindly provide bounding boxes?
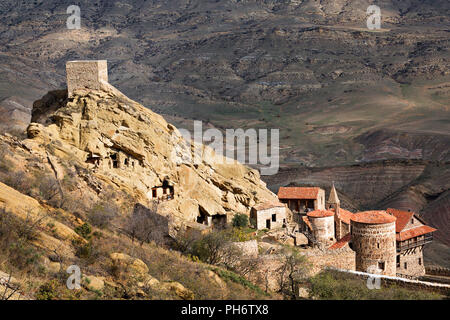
[0,0,448,167]
[24,84,277,225]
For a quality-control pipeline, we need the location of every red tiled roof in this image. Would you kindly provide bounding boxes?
[277,187,321,200]
[329,233,351,250]
[386,208,415,232]
[253,201,285,211]
[396,225,437,241]
[302,216,312,230]
[331,208,353,224]
[307,209,334,218]
[351,210,397,224]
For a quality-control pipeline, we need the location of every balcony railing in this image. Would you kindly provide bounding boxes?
[397,236,433,252]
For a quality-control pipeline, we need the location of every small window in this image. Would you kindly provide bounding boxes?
[418,258,422,265]
[404,262,408,270]
[411,218,414,224]
[111,153,119,168]
[378,261,385,271]
[272,214,276,222]
[377,243,379,249]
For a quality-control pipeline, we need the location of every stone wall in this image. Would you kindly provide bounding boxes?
[316,188,325,210]
[335,219,350,240]
[397,246,425,277]
[251,206,286,230]
[426,266,450,277]
[66,60,108,96]
[351,221,396,276]
[230,240,259,259]
[328,267,450,296]
[304,247,355,275]
[309,215,335,246]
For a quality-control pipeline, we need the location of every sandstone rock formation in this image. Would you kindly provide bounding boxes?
[25,82,277,226]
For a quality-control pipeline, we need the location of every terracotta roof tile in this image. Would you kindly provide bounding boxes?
[386,208,415,233]
[331,208,353,224]
[329,233,351,250]
[351,210,397,224]
[396,225,437,241]
[278,187,321,200]
[307,209,334,218]
[253,201,285,211]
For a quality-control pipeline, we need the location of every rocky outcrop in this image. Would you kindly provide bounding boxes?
[25,85,277,225]
[108,252,195,300]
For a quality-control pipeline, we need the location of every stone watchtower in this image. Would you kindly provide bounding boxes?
[350,211,397,276]
[306,209,335,247]
[66,60,108,96]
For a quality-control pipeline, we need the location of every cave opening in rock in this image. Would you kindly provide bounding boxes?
[212,214,227,229]
[110,153,119,168]
[197,206,210,225]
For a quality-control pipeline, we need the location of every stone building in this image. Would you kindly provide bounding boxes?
[277,187,325,214]
[304,209,335,247]
[250,202,287,230]
[350,211,397,276]
[148,179,175,202]
[290,182,438,279]
[387,208,436,278]
[66,60,108,96]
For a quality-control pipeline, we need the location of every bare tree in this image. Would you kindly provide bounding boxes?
[0,273,21,301]
[38,174,61,205]
[276,248,309,299]
[125,202,169,246]
[88,201,118,228]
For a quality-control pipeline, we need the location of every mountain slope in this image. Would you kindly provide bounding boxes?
[0,0,448,167]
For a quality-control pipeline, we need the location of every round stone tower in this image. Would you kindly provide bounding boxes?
[307,210,335,246]
[350,211,397,276]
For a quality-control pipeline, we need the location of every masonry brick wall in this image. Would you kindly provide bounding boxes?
[397,246,425,277]
[351,221,396,276]
[309,215,335,246]
[426,266,450,277]
[251,206,286,230]
[66,60,108,96]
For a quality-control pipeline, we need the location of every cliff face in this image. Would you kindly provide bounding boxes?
[25,86,277,224]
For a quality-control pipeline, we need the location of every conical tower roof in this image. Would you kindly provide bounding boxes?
[328,182,340,205]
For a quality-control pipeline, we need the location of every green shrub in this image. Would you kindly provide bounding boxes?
[35,280,60,300]
[211,267,268,296]
[74,223,92,239]
[309,271,444,300]
[232,214,248,228]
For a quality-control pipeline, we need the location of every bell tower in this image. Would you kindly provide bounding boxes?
[328,182,343,240]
